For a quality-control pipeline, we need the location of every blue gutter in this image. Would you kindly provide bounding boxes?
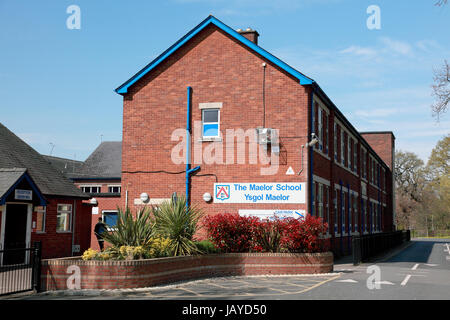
[185,86,200,207]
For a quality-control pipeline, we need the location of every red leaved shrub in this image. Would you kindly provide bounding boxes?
[203,214,262,253]
[204,214,329,253]
[280,216,329,253]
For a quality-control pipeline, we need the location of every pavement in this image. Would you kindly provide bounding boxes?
[2,238,450,300]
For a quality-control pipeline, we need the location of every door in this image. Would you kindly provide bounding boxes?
[3,204,28,265]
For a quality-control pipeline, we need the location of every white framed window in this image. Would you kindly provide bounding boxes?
[341,130,345,166]
[35,206,46,233]
[334,189,338,235]
[57,204,72,232]
[341,191,346,235]
[354,141,358,173]
[348,136,352,169]
[318,107,323,151]
[81,185,101,193]
[334,123,338,160]
[318,183,323,221]
[102,210,119,231]
[353,194,358,233]
[325,186,330,233]
[202,109,220,138]
[108,185,121,193]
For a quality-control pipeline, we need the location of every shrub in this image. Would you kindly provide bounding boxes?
[81,237,173,261]
[101,206,154,248]
[203,214,262,253]
[152,196,204,256]
[195,240,220,254]
[204,214,329,254]
[254,218,287,253]
[280,216,329,253]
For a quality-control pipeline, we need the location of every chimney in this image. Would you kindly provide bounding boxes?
[237,28,259,45]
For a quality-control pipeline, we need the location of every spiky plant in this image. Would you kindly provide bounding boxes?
[101,206,155,248]
[152,197,204,256]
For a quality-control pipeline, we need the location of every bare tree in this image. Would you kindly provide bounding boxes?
[435,0,448,6]
[431,60,450,120]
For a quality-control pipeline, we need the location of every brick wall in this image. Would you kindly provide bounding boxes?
[30,198,91,259]
[41,252,333,291]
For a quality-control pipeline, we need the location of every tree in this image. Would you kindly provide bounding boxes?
[395,151,426,202]
[435,0,448,6]
[425,135,450,231]
[431,60,450,120]
[394,151,427,230]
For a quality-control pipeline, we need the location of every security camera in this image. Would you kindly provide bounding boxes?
[307,133,319,147]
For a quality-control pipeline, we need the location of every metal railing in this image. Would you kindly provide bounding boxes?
[0,242,42,296]
[352,230,410,265]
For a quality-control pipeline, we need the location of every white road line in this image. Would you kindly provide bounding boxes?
[445,244,450,254]
[411,263,419,270]
[401,275,412,286]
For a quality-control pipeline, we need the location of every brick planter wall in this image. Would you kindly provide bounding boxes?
[40,252,333,291]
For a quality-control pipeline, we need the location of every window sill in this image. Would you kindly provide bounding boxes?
[56,231,72,234]
[198,137,222,142]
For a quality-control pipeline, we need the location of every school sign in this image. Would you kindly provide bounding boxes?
[214,182,306,204]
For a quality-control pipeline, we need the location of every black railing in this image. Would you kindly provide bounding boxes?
[0,241,42,296]
[352,230,410,265]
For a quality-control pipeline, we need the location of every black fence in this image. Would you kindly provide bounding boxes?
[0,242,42,296]
[352,230,410,265]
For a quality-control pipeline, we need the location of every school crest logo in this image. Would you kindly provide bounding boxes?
[215,185,230,201]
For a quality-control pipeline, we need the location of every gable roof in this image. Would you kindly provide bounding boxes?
[115,15,314,95]
[0,168,46,205]
[70,141,122,180]
[0,123,88,199]
[0,168,27,199]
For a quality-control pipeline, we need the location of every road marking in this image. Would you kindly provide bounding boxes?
[401,274,412,286]
[411,263,419,270]
[335,279,358,283]
[375,281,395,285]
[445,244,450,254]
[424,264,438,267]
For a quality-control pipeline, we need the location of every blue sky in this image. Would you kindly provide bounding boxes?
[0,0,449,162]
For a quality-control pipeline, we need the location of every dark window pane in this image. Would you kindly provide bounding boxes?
[203,110,218,123]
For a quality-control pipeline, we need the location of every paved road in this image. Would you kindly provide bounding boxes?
[3,238,450,300]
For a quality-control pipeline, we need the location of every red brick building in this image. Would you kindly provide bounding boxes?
[68,142,122,250]
[0,123,92,262]
[114,16,395,256]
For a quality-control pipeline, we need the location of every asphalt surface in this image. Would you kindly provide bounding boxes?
[2,238,450,300]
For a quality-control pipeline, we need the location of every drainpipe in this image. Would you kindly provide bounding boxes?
[185,86,200,208]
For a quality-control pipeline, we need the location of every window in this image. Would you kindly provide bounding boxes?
[202,109,220,138]
[354,141,358,173]
[318,108,323,151]
[348,136,352,169]
[334,123,338,160]
[81,186,101,193]
[341,130,345,166]
[324,114,329,154]
[334,189,338,235]
[353,194,358,232]
[35,206,46,233]
[108,186,121,193]
[103,210,118,230]
[325,186,329,233]
[341,192,346,235]
[57,204,72,232]
[312,182,316,216]
[318,184,323,221]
